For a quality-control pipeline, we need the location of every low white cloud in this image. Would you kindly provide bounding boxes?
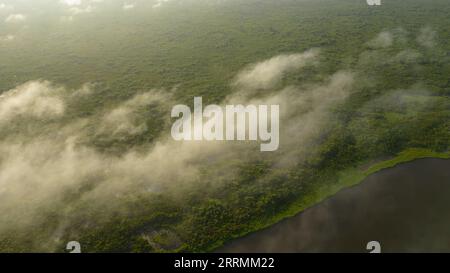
[5,13,26,23]
[0,81,65,125]
[123,3,135,10]
[60,0,103,6]
[417,26,436,48]
[69,5,94,15]
[0,3,13,10]
[60,0,82,6]
[233,49,319,91]
[99,90,168,136]
[60,0,102,18]
[359,28,427,66]
[368,31,393,48]
[0,49,357,245]
[0,34,14,42]
[153,0,170,8]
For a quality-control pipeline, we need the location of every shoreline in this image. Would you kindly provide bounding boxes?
[211,148,450,252]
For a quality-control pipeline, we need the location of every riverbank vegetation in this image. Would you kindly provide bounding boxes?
[0,0,449,252]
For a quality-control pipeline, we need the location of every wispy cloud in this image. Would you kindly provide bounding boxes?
[60,0,82,6]
[60,0,102,19]
[417,26,437,48]
[99,90,168,136]
[68,5,94,15]
[0,3,13,10]
[0,81,64,125]
[0,47,358,249]
[5,13,26,23]
[368,31,393,48]
[123,3,135,10]
[233,49,319,91]
[153,0,170,8]
[0,34,14,42]
[0,26,439,250]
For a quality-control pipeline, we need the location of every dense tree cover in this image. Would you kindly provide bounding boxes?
[0,0,449,252]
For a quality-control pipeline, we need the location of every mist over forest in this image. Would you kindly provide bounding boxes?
[0,0,449,252]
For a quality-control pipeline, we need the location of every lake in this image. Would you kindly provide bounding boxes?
[219,158,450,253]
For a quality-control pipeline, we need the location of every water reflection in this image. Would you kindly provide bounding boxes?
[219,159,450,253]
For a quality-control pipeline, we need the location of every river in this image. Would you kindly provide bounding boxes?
[219,158,450,253]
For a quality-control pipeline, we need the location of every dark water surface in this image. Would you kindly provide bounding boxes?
[219,159,450,253]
